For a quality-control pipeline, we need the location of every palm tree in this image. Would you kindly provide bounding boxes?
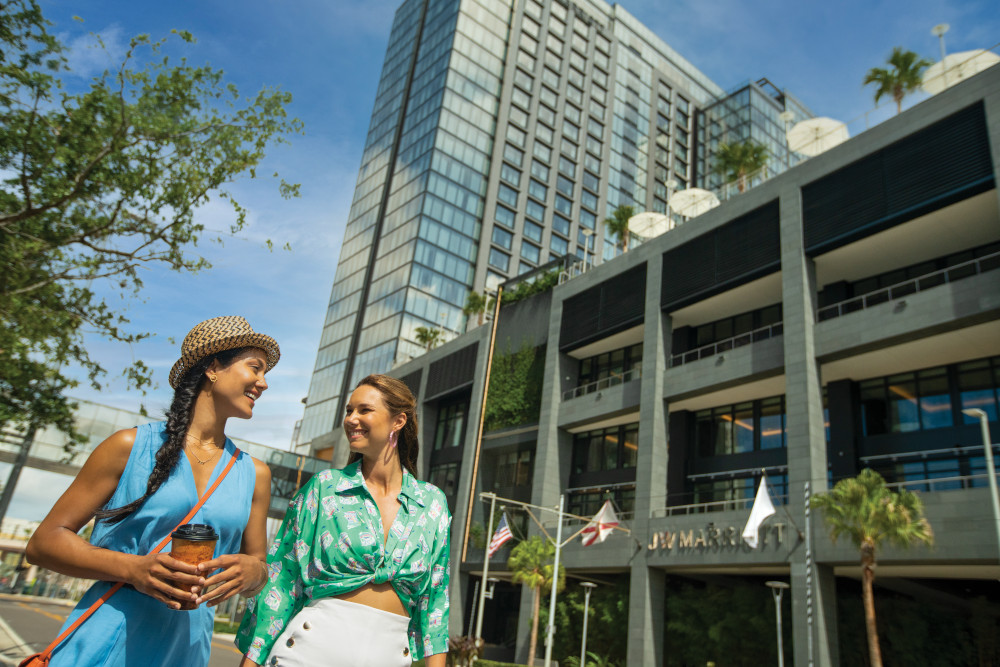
[810,469,933,667]
[413,326,441,351]
[462,290,495,328]
[602,204,635,253]
[509,536,566,665]
[863,47,932,114]
[712,140,769,193]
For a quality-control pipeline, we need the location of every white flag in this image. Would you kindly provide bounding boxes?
[581,500,619,546]
[742,477,775,548]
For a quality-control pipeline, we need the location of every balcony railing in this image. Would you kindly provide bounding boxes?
[817,250,1000,322]
[669,321,783,367]
[651,494,789,518]
[563,368,641,400]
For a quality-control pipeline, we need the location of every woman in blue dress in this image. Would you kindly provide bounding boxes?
[26,316,278,666]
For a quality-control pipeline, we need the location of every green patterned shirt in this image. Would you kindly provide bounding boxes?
[235,461,452,662]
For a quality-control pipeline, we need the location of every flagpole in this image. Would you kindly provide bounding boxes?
[543,494,564,667]
[474,492,497,643]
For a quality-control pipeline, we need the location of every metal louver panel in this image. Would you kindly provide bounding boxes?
[661,200,781,311]
[560,264,647,350]
[397,370,423,400]
[425,343,478,398]
[803,102,992,254]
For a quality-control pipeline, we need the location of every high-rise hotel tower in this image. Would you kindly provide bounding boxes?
[296,0,809,459]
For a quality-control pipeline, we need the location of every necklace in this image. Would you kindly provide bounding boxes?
[185,434,221,465]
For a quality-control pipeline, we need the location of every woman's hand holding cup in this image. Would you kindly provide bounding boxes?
[195,553,267,606]
[168,523,218,610]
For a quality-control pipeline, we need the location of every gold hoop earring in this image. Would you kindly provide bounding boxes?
[209,375,217,383]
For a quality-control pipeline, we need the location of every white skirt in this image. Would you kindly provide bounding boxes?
[263,598,413,666]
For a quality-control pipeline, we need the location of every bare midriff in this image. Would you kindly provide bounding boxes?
[336,581,409,617]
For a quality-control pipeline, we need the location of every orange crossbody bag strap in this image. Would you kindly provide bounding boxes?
[25,449,241,666]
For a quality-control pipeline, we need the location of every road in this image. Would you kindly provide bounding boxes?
[0,598,244,666]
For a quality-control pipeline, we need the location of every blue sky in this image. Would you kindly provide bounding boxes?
[27,0,1000,459]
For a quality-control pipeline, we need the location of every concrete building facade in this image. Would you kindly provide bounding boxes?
[386,66,1000,665]
[296,0,815,461]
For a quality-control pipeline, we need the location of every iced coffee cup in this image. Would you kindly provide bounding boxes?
[169,523,218,610]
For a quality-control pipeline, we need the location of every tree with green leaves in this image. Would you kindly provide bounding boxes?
[602,204,634,253]
[509,535,566,665]
[712,140,769,193]
[811,469,934,667]
[413,326,442,351]
[863,47,932,114]
[462,290,495,328]
[0,1,302,437]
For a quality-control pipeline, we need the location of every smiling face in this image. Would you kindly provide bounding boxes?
[343,384,406,457]
[209,347,269,420]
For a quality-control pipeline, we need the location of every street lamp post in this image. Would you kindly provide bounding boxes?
[963,408,1000,559]
[765,581,790,667]
[932,24,950,86]
[581,228,594,272]
[579,582,598,666]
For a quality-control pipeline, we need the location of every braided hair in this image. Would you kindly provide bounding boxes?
[96,347,247,524]
[347,374,420,478]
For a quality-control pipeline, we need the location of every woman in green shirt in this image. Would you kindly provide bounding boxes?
[236,374,451,667]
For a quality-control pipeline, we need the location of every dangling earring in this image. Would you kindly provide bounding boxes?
[389,430,398,448]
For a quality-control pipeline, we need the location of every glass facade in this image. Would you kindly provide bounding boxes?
[300,0,733,453]
[571,422,639,474]
[695,78,813,194]
[860,356,1000,435]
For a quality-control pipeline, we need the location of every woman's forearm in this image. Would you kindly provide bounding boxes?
[27,527,137,583]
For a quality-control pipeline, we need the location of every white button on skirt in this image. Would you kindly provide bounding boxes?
[265,598,412,666]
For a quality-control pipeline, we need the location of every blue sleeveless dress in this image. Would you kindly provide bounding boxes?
[49,422,256,666]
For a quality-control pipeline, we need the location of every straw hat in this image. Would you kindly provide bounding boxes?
[168,316,280,389]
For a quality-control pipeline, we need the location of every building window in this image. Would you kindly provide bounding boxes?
[689,304,782,351]
[568,486,635,517]
[550,235,568,256]
[695,396,787,456]
[528,178,548,201]
[428,462,459,508]
[691,474,787,507]
[552,214,570,236]
[958,358,1000,422]
[489,248,509,272]
[572,423,639,474]
[860,358,1000,435]
[500,163,521,187]
[578,343,642,389]
[497,183,518,207]
[492,226,513,250]
[524,220,544,243]
[525,199,545,222]
[494,449,533,488]
[503,143,524,167]
[495,204,516,228]
[433,398,468,451]
[521,241,541,264]
[530,159,550,181]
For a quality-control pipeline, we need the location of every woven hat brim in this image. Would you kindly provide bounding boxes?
[168,333,280,389]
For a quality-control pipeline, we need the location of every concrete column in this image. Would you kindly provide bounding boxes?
[778,184,840,667]
[510,294,566,664]
[451,327,490,638]
[627,258,669,665]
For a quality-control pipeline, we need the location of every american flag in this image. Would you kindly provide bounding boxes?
[487,512,513,558]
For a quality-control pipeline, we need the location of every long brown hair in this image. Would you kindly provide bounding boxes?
[347,374,419,477]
